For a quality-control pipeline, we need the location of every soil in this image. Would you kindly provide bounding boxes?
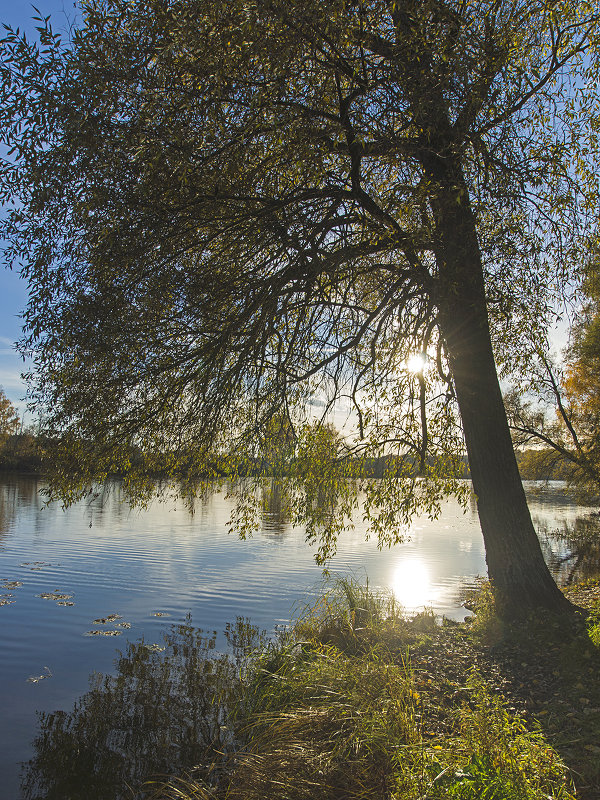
[405,579,600,799]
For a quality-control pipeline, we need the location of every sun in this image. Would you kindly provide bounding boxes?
[405,353,426,374]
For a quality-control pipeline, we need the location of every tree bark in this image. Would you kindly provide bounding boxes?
[427,159,572,617]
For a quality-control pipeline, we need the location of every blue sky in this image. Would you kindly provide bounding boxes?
[0,1,80,414]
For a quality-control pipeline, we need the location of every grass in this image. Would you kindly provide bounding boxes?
[462,577,600,797]
[23,576,600,799]
[143,578,582,800]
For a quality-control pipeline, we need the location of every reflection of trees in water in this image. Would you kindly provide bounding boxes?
[537,514,600,585]
[0,477,39,545]
[259,477,356,536]
[523,481,581,507]
[21,617,265,800]
[260,480,291,534]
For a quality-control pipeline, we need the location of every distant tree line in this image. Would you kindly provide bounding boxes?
[516,449,578,483]
[0,430,43,473]
[0,389,42,472]
[1,376,594,498]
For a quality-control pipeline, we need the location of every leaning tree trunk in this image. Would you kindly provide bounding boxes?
[428,160,572,617]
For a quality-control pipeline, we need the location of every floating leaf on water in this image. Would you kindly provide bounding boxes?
[0,597,15,607]
[84,630,122,637]
[151,611,170,617]
[93,613,122,624]
[144,643,166,652]
[1,580,23,590]
[116,622,131,629]
[27,666,52,683]
[21,562,53,571]
[57,601,75,607]
[37,592,74,601]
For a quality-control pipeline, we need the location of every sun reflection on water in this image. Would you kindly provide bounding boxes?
[391,559,438,612]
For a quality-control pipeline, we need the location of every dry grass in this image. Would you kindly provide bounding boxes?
[143,578,578,800]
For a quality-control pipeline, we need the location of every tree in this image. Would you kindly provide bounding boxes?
[508,246,600,502]
[2,0,599,615]
[562,254,600,498]
[0,388,19,449]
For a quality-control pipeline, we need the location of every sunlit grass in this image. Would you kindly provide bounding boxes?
[24,577,593,800]
[144,578,577,800]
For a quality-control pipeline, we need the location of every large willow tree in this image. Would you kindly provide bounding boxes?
[1,0,599,614]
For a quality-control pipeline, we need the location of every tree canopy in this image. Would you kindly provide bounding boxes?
[509,242,600,502]
[1,0,599,613]
[564,250,600,499]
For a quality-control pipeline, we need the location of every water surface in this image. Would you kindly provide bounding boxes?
[0,475,597,798]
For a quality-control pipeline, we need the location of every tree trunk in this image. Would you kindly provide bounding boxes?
[427,160,572,617]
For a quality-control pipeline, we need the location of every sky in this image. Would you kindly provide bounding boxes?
[0,1,571,421]
[0,1,80,415]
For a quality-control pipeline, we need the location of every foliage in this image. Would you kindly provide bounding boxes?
[2,0,600,608]
[588,615,600,647]
[21,581,579,800]
[0,388,44,473]
[561,252,600,499]
[517,449,576,483]
[140,580,581,799]
[0,387,19,449]
[0,0,596,484]
[0,430,44,472]
[507,248,600,503]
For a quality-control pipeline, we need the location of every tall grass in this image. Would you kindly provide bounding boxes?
[146,578,575,800]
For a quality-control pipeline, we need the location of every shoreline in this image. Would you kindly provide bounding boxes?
[146,578,600,800]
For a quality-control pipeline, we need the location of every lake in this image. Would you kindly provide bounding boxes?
[0,474,598,799]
